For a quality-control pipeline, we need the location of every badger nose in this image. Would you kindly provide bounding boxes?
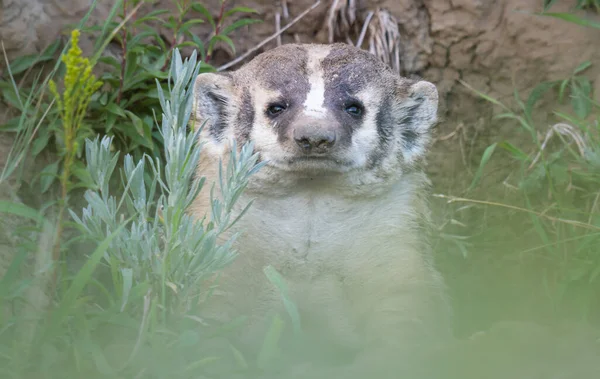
[293,129,336,154]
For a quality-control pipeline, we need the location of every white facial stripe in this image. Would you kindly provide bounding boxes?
[302,47,331,117]
[304,72,326,116]
[348,91,380,164]
[250,85,285,161]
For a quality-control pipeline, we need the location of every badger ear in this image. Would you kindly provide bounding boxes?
[395,80,439,161]
[192,72,236,141]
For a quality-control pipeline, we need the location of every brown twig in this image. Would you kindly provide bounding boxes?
[217,0,322,71]
[433,193,600,232]
[282,0,289,19]
[281,0,301,43]
[275,12,282,46]
[355,10,374,47]
[205,0,228,63]
[327,0,341,44]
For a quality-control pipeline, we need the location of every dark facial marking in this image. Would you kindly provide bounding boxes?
[401,128,420,150]
[371,92,424,167]
[370,94,394,167]
[235,88,255,143]
[239,45,312,144]
[399,101,422,151]
[207,91,229,141]
[320,46,383,148]
[320,44,402,153]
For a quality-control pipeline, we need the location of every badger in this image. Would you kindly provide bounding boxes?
[190,43,452,377]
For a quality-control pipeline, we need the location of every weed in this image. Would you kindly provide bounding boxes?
[0,0,261,198]
[447,50,600,324]
[543,0,600,13]
[47,29,103,269]
[0,47,263,378]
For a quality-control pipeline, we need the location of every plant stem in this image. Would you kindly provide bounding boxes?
[205,0,227,63]
[48,142,73,299]
[116,0,129,104]
[161,1,190,71]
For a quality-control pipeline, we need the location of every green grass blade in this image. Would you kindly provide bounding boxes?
[538,12,600,29]
[256,313,284,370]
[44,217,131,338]
[468,143,497,192]
[0,201,46,223]
[264,265,302,336]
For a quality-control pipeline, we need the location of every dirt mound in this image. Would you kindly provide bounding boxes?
[3,0,599,184]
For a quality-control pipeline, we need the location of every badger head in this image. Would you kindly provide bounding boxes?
[192,43,438,189]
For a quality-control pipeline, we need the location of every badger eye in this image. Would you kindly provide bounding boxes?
[344,103,364,117]
[267,103,287,116]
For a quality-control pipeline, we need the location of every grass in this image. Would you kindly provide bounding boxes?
[432,7,600,334]
[1,46,264,379]
[1,0,600,378]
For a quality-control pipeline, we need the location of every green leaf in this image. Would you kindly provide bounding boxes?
[553,111,584,125]
[128,30,162,48]
[8,40,62,75]
[94,0,124,52]
[208,34,236,55]
[105,112,117,133]
[174,41,202,49]
[0,201,46,223]
[468,142,497,192]
[178,18,205,35]
[571,80,592,119]
[589,262,600,284]
[221,18,262,36]
[106,102,126,117]
[461,80,509,110]
[124,110,145,135]
[0,247,30,302]
[45,218,131,339]
[191,3,215,29]
[133,9,170,26]
[573,61,592,74]
[204,314,247,340]
[256,313,284,370]
[1,86,24,110]
[558,79,569,102]
[199,63,217,74]
[31,126,52,156]
[525,81,557,120]
[223,6,259,20]
[177,330,200,348]
[538,12,600,29]
[180,357,221,373]
[120,268,133,312]
[229,343,249,370]
[499,141,528,161]
[542,0,559,11]
[72,163,95,190]
[0,116,21,131]
[40,160,60,193]
[264,265,302,336]
[98,55,121,70]
[118,119,154,149]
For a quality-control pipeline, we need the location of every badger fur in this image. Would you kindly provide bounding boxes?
[190,43,451,378]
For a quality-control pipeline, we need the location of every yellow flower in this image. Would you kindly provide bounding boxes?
[48,28,103,192]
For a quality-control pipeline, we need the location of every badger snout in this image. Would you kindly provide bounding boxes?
[293,124,337,154]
